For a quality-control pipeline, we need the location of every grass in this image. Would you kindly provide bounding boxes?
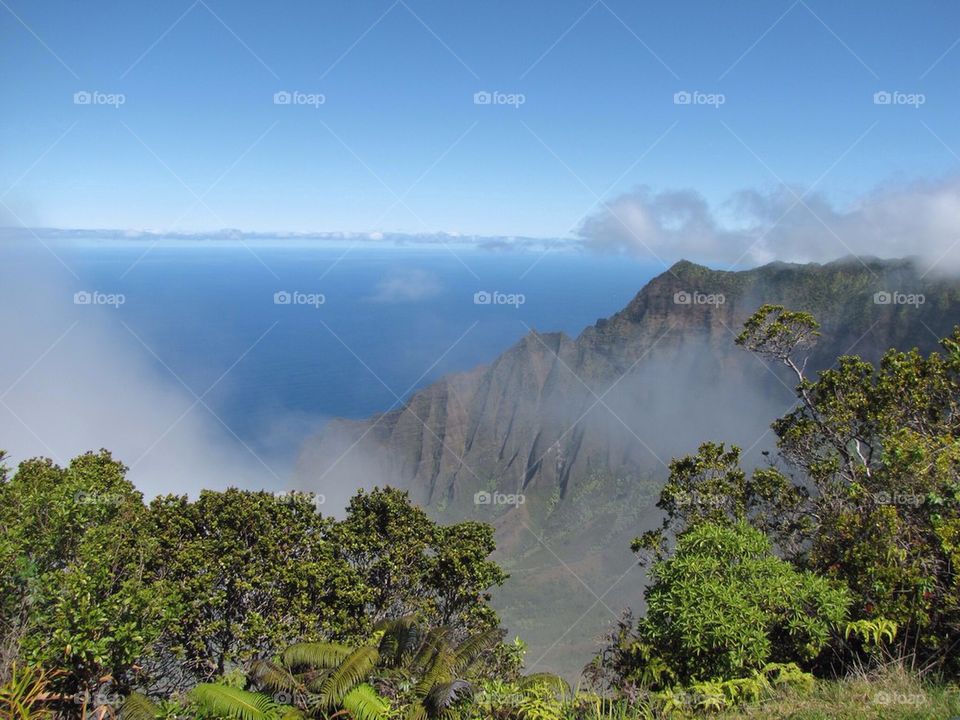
[715,667,959,720]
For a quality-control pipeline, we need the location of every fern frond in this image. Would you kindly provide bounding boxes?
[119,692,162,720]
[424,679,472,714]
[404,704,429,720]
[189,684,278,720]
[451,628,502,672]
[411,647,455,700]
[249,659,302,694]
[317,645,379,708]
[408,627,451,673]
[303,668,333,693]
[281,643,353,671]
[341,683,390,720]
[518,672,571,696]
[377,616,421,666]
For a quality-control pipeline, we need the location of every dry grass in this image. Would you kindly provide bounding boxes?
[717,665,959,720]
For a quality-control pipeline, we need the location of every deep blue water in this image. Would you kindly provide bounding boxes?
[6,241,660,474]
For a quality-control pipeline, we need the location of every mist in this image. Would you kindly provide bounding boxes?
[0,244,293,500]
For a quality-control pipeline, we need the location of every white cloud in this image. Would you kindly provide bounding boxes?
[366,268,443,303]
[578,177,960,272]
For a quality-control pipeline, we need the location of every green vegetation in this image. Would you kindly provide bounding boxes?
[2,305,959,718]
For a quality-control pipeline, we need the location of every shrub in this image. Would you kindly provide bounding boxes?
[617,522,849,687]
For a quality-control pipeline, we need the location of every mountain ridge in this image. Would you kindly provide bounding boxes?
[296,256,960,677]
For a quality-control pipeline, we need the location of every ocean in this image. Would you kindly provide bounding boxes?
[2,240,660,491]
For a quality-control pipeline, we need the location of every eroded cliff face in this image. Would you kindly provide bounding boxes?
[297,256,955,513]
[295,256,960,678]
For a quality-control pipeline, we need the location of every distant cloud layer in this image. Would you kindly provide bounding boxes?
[577,177,960,272]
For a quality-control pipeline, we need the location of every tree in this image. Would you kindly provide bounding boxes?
[740,307,960,670]
[608,522,848,687]
[144,489,368,692]
[332,488,507,637]
[0,451,172,708]
[632,441,810,563]
[645,305,960,673]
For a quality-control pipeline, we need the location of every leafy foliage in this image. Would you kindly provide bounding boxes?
[189,683,281,720]
[0,451,173,705]
[333,488,507,636]
[743,308,960,671]
[610,522,848,687]
[144,489,368,690]
[0,451,509,714]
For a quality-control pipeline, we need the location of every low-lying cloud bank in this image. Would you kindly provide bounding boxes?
[578,177,960,272]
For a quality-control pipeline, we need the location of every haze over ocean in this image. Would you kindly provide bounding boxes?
[1,239,658,487]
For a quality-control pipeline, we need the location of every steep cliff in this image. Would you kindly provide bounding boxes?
[296,256,960,677]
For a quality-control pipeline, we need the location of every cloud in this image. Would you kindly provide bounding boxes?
[578,177,960,272]
[366,268,443,303]
[0,249,291,500]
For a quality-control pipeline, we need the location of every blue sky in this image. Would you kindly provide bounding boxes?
[2,0,959,239]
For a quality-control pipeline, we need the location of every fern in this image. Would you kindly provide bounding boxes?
[281,642,354,670]
[410,646,455,701]
[189,684,279,720]
[317,645,380,709]
[409,627,452,674]
[450,628,501,673]
[249,659,302,694]
[341,683,390,720]
[376,616,421,667]
[424,679,472,715]
[119,692,162,720]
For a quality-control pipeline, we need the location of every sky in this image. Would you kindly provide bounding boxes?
[2,0,960,243]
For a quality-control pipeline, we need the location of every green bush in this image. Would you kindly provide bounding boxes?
[627,522,849,686]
